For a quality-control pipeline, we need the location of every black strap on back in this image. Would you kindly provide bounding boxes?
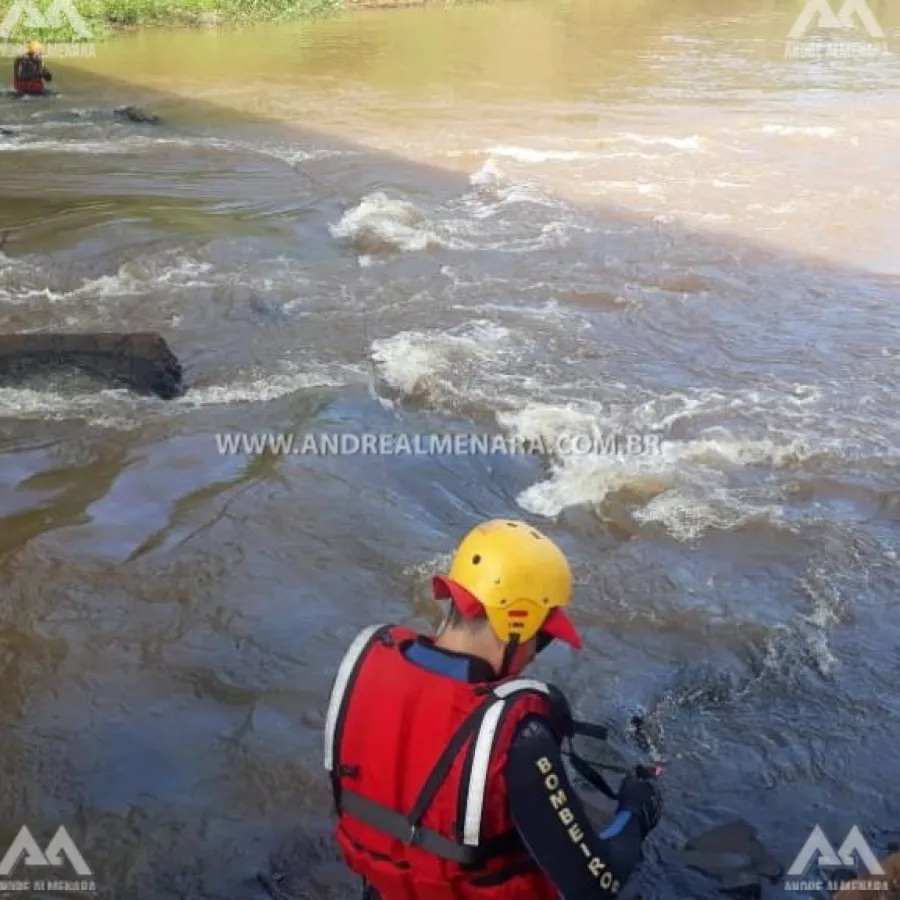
[497,634,519,680]
[404,695,496,836]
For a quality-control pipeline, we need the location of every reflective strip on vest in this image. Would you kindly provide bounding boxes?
[323,623,387,772]
[460,678,551,846]
[492,678,550,700]
[462,698,505,846]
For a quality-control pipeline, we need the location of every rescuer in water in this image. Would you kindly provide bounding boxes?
[324,518,662,899]
[13,41,52,96]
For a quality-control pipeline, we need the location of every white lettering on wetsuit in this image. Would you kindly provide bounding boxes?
[536,755,620,892]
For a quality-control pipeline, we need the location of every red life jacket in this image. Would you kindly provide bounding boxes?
[324,624,563,900]
[13,79,44,94]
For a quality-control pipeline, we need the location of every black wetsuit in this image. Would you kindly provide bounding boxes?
[13,54,52,94]
[508,715,645,896]
[362,638,648,899]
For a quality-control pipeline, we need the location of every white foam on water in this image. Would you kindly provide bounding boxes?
[454,162,592,252]
[625,384,824,431]
[510,409,823,535]
[371,319,841,540]
[329,191,470,256]
[661,35,716,45]
[484,144,594,163]
[329,162,585,260]
[402,552,453,586]
[761,124,841,138]
[371,321,513,399]
[73,259,215,298]
[0,361,358,424]
[0,286,64,306]
[466,159,559,208]
[597,150,661,161]
[611,133,705,151]
[464,145,658,164]
[591,180,661,196]
[449,299,586,324]
[211,136,354,167]
[682,211,734,223]
[177,363,354,408]
[0,257,215,310]
[0,252,35,275]
[631,487,786,542]
[0,135,199,154]
[0,386,144,424]
[792,555,859,676]
[0,131,350,178]
[713,178,751,189]
[468,153,664,209]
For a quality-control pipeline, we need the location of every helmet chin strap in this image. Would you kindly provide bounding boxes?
[498,634,520,679]
[436,603,452,637]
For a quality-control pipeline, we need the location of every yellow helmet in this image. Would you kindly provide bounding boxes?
[27,41,43,54]
[432,519,582,649]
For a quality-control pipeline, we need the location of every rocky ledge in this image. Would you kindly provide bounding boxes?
[0,332,184,399]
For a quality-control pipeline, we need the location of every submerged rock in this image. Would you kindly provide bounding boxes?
[0,331,184,399]
[675,819,783,897]
[114,105,162,125]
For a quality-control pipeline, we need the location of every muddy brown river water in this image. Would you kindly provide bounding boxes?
[1,0,899,897]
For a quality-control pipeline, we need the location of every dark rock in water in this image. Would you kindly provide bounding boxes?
[114,105,161,125]
[674,819,783,897]
[0,332,184,399]
[0,127,17,136]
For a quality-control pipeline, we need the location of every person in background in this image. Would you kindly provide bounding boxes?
[13,41,52,96]
[324,518,662,899]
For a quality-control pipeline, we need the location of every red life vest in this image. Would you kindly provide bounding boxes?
[13,79,44,94]
[324,624,563,900]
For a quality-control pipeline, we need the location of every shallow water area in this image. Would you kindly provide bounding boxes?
[1,0,900,896]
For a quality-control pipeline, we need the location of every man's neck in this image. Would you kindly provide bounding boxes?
[403,636,496,683]
[433,630,499,676]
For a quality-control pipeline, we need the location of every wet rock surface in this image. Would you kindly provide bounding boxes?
[114,105,163,125]
[0,332,184,399]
